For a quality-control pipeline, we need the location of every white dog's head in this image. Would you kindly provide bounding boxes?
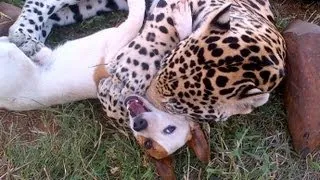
[124,95,210,162]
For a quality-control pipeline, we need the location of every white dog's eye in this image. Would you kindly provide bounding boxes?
[163,125,176,134]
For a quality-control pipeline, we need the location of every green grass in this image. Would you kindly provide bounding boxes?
[2,0,23,6]
[1,0,320,179]
[3,103,154,179]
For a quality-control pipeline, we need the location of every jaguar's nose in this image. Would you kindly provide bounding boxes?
[133,117,148,131]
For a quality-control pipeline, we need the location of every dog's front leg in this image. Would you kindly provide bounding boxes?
[0,37,40,110]
[103,0,147,69]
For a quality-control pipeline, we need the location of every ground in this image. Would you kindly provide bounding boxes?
[0,0,320,179]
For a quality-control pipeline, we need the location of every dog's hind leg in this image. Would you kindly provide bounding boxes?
[103,0,147,64]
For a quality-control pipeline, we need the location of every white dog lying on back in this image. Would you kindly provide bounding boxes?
[0,0,146,110]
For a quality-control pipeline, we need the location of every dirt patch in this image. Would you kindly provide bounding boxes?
[0,110,59,152]
[0,110,59,176]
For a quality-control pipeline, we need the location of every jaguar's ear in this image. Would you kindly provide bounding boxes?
[236,88,270,114]
[201,3,231,32]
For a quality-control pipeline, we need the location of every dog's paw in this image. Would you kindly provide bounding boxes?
[0,36,9,42]
[0,37,16,56]
[0,38,27,63]
[172,0,192,40]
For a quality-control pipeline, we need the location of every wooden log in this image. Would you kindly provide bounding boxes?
[283,20,320,157]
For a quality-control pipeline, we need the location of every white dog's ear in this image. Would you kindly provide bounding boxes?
[187,122,210,163]
[152,156,176,180]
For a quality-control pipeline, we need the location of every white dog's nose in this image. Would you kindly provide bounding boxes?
[133,117,148,131]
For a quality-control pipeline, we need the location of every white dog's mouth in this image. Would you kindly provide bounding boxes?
[125,96,151,118]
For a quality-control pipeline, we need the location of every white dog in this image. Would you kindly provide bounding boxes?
[0,0,145,111]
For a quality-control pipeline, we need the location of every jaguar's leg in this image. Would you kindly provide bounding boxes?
[8,0,128,58]
[8,0,80,57]
[98,77,129,125]
[47,0,128,27]
[97,0,147,121]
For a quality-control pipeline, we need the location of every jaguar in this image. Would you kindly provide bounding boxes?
[142,0,286,122]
